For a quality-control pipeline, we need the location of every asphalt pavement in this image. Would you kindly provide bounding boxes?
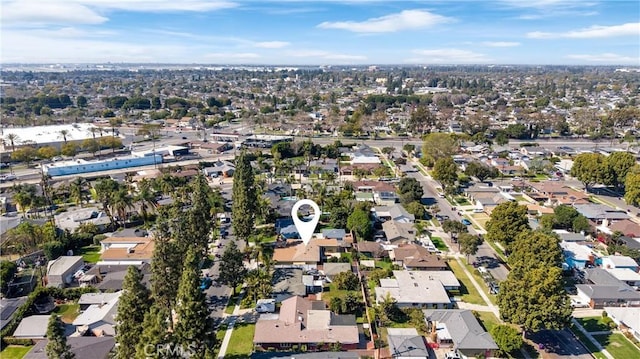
[528,329,593,359]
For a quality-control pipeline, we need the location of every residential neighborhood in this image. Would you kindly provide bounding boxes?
[1,65,640,359]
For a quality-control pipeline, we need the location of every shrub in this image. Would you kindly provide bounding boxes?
[93,234,107,246]
[2,337,33,345]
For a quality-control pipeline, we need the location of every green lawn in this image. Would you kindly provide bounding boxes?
[375,260,393,271]
[447,260,485,305]
[593,333,640,359]
[576,316,613,332]
[0,346,33,359]
[321,283,362,304]
[54,303,80,323]
[454,196,470,205]
[76,245,101,263]
[430,236,449,251]
[475,311,500,333]
[226,323,256,358]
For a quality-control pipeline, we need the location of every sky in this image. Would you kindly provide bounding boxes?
[1,0,639,65]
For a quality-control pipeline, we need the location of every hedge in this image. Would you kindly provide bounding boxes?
[2,337,34,346]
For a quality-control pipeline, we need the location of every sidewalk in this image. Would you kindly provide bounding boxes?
[217,289,246,359]
[571,318,615,359]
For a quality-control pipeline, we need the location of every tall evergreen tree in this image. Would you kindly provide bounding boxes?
[217,241,247,295]
[114,266,151,359]
[174,248,214,357]
[134,304,170,359]
[151,207,182,321]
[232,150,257,243]
[186,174,215,256]
[45,314,74,359]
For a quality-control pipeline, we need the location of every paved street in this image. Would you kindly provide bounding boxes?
[528,329,594,359]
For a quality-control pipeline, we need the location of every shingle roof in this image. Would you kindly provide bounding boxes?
[25,337,115,359]
[423,309,498,350]
[576,284,640,301]
[387,328,429,358]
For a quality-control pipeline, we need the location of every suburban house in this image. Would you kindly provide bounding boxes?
[382,221,417,244]
[25,337,115,359]
[339,163,381,177]
[253,296,359,351]
[13,315,73,339]
[423,309,498,359]
[576,268,640,309]
[99,237,155,265]
[573,204,629,226]
[321,229,354,250]
[605,268,640,287]
[273,240,323,269]
[373,204,415,223]
[601,255,639,272]
[351,180,397,205]
[354,241,388,259]
[78,292,122,310]
[202,160,235,178]
[0,297,28,331]
[47,256,85,288]
[471,192,509,214]
[598,218,640,237]
[386,328,429,359]
[560,241,594,270]
[72,291,122,336]
[603,307,640,342]
[83,263,151,291]
[391,244,448,271]
[308,159,339,178]
[375,271,453,309]
[526,182,590,206]
[346,145,381,164]
[272,268,308,302]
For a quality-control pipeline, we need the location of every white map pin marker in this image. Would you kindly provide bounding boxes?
[291,199,321,246]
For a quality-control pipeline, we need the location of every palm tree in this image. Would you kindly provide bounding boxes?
[93,179,120,227]
[111,188,134,227]
[135,180,157,225]
[58,130,70,144]
[69,177,88,207]
[5,133,20,152]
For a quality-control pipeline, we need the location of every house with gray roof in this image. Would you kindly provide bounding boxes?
[573,204,629,225]
[423,309,498,358]
[322,262,351,280]
[375,270,453,309]
[0,296,27,331]
[25,337,115,359]
[271,268,307,302]
[72,291,121,336]
[387,327,429,359]
[374,204,415,223]
[13,315,74,339]
[47,256,85,288]
[202,160,235,178]
[604,307,640,342]
[577,269,640,309]
[382,220,416,244]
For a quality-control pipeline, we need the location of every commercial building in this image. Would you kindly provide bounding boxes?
[242,134,293,148]
[1,123,111,152]
[42,154,162,177]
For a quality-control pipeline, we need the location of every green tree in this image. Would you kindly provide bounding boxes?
[553,204,579,230]
[5,133,20,152]
[404,201,425,219]
[570,153,611,192]
[442,219,468,242]
[69,177,89,207]
[459,233,482,261]
[0,260,17,294]
[572,215,590,233]
[76,95,87,107]
[37,146,59,160]
[333,271,359,291]
[11,146,37,165]
[82,138,101,157]
[624,166,640,206]
[347,209,372,241]
[330,296,344,313]
[60,143,78,157]
[422,133,459,162]
[232,150,257,244]
[539,213,555,231]
[134,305,170,359]
[218,241,247,295]
[150,209,182,318]
[432,157,458,189]
[184,175,215,256]
[490,324,523,356]
[46,314,75,359]
[464,161,499,182]
[607,151,636,189]
[398,177,424,204]
[43,241,65,261]
[498,231,571,334]
[58,129,70,143]
[174,248,214,356]
[114,266,151,359]
[485,202,530,250]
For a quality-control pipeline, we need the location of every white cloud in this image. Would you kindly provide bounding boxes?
[501,0,596,9]
[1,0,237,27]
[254,41,290,49]
[203,52,261,59]
[286,49,366,61]
[482,41,520,47]
[1,1,108,25]
[317,9,452,33]
[527,22,640,39]
[566,53,639,64]
[409,48,491,64]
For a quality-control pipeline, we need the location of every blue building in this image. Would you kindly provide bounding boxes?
[43,155,163,177]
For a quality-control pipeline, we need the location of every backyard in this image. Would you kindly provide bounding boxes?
[54,303,80,323]
[76,245,101,263]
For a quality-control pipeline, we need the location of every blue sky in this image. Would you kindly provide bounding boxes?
[1,0,639,65]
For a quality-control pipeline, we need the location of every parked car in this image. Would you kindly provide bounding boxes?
[461,218,472,226]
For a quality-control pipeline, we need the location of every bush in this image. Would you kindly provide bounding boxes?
[2,337,33,345]
[93,234,107,246]
[42,241,65,261]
